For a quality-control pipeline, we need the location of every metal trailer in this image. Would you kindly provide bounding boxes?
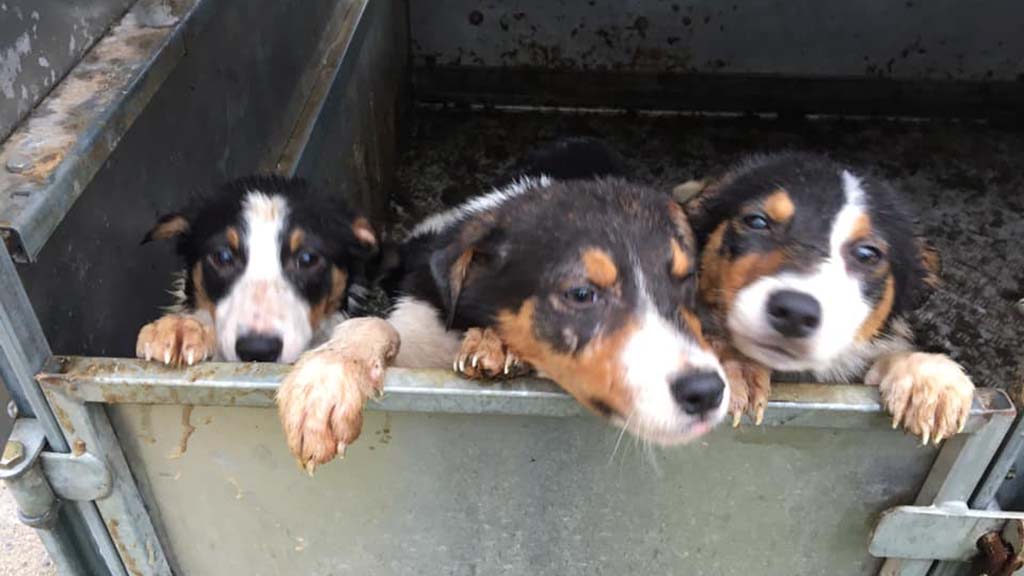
[0,1,1022,574]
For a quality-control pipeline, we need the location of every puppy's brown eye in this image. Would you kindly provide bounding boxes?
[851,244,883,266]
[209,247,236,268]
[563,285,600,307]
[296,249,321,269]
[742,214,770,230]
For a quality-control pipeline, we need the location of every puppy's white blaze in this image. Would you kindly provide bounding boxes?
[728,169,877,373]
[216,192,312,363]
[388,296,462,369]
[409,175,551,238]
[618,270,728,444]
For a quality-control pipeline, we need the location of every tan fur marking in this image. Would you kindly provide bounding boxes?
[351,217,377,248]
[497,299,635,418]
[191,263,215,319]
[850,213,872,243]
[857,275,895,342]
[226,227,240,252]
[700,222,785,312]
[680,310,710,350]
[289,228,305,254]
[582,248,618,288]
[147,216,189,241]
[670,238,690,278]
[763,189,795,223]
[309,267,349,329]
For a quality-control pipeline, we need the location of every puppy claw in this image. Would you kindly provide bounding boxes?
[304,460,316,477]
[336,442,347,459]
[471,355,479,369]
[732,411,742,428]
[754,405,765,426]
[163,350,172,365]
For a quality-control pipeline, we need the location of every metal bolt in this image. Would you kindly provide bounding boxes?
[5,152,33,174]
[5,400,16,420]
[1017,298,1024,316]
[1,440,25,468]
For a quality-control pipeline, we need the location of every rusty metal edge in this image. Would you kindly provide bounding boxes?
[37,356,1014,431]
[0,0,212,263]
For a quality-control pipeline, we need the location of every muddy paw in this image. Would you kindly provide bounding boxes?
[276,318,400,474]
[454,328,531,380]
[723,358,772,427]
[136,314,216,366]
[866,352,974,445]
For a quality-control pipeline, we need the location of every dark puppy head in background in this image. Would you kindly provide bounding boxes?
[679,152,939,379]
[143,176,378,362]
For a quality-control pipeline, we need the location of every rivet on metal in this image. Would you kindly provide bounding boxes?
[1,440,25,468]
[5,153,33,174]
[5,400,16,420]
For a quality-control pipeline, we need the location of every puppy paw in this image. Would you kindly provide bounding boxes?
[866,352,974,445]
[136,314,215,366]
[454,328,531,380]
[276,318,400,474]
[723,358,772,427]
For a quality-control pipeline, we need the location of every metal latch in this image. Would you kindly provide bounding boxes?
[871,503,1024,570]
[0,418,112,529]
[975,520,1024,576]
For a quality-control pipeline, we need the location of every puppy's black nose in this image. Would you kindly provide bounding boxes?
[235,334,283,362]
[767,290,821,338]
[670,372,725,415]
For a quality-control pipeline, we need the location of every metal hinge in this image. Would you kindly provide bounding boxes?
[0,418,112,529]
[871,503,1024,573]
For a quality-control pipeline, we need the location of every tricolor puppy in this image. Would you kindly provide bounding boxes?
[278,141,729,470]
[136,176,378,365]
[676,152,974,444]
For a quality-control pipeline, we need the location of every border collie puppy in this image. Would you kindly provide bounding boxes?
[675,152,974,444]
[277,140,729,470]
[137,176,378,365]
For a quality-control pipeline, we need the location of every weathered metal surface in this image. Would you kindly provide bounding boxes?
[0,241,122,575]
[261,0,369,175]
[0,373,13,452]
[289,0,408,220]
[871,505,1024,561]
[37,356,1014,432]
[107,402,934,575]
[875,394,1016,576]
[39,452,113,502]
[0,0,136,142]
[0,0,204,262]
[410,0,1023,79]
[44,387,170,576]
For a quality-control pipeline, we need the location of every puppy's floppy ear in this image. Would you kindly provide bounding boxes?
[917,237,941,289]
[429,218,506,329]
[673,178,722,239]
[897,237,942,312]
[141,213,190,244]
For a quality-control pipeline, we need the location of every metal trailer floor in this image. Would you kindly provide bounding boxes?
[391,107,1024,395]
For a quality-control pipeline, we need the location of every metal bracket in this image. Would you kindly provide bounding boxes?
[871,503,1024,562]
[0,418,112,529]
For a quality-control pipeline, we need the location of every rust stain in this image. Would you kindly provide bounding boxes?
[106,519,143,576]
[166,405,195,459]
[71,439,86,457]
[47,395,76,435]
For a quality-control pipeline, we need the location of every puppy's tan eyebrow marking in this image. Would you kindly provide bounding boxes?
[849,213,873,242]
[763,189,795,222]
[582,248,618,288]
[289,228,305,253]
[226,227,241,251]
[670,238,690,278]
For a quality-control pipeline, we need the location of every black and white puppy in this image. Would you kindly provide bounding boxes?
[278,140,729,469]
[137,176,378,365]
[676,152,974,444]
